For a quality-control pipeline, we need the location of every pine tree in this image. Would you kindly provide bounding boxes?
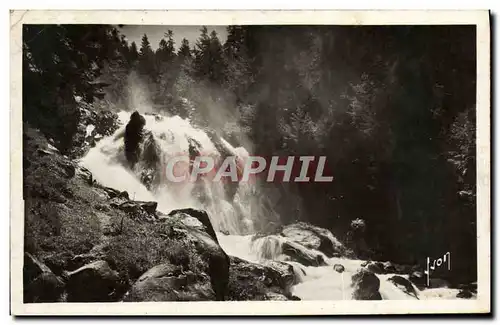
[138,34,157,80]
[177,38,192,61]
[23,24,123,152]
[154,31,179,114]
[129,41,139,63]
[193,26,211,80]
[208,30,226,84]
[156,30,176,63]
[139,34,153,56]
[223,26,254,102]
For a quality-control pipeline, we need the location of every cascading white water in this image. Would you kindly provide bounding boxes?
[80,109,461,301]
[81,110,255,235]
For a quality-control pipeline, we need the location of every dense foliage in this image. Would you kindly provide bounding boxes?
[23,24,477,283]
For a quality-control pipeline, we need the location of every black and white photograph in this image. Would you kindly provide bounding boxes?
[10,10,490,315]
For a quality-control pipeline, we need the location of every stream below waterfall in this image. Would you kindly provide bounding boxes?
[80,109,461,301]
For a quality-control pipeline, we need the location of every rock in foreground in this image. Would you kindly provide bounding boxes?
[351,268,382,300]
[388,275,419,299]
[65,260,121,302]
[23,253,65,303]
[227,256,300,301]
[123,263,215,301]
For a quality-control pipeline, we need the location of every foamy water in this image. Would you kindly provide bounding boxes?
[80,109,462,301]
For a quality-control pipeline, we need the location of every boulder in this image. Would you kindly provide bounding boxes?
[351,268,382,300]
[23,253,65,303]
[169,208,218,243]
[65,260,121,302]
[393,263,413,274]
[164,210,230,301]
[334,264,345,273]
[365,261,385,274]
[187,228,230,300]
[456,289,475,299]
[123,264,215,301]
[281,241,326,267]
[409,271,426,289]
[228,256,298,300]
[281,222,346,258]
[124,111,146,168]
[408,271,449,289]
[388,275,419,299]
[382,261,396,274]
[264,260,300,288]
[101,186,129,200]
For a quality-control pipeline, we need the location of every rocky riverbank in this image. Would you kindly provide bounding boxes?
[23,118,476,303]
[23,125,305,302]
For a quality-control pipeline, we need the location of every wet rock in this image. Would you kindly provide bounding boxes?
[408,270,449,289]
[123,264,215,301]
[382,261,396,274]
[163,209,230,300]
[65,260,121,302]
[456,289,475,299]
[23,253,65,303]
[409,271,426,289]
[228,256,297,300]
[281,222,346,258]
[281,241,326,267]
[360,261,370,267]
[351,268,382,300]
[393,263,413,274]
[264,260,299,288]
[333,264,345,273]
[169,208,218,243]
[388,275,419,299]
[187,228,230,300]
[365,261,385,274]
[124,111,146,168]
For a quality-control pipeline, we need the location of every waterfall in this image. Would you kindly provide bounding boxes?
[80,110,255,235]
[79,109,461,301]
